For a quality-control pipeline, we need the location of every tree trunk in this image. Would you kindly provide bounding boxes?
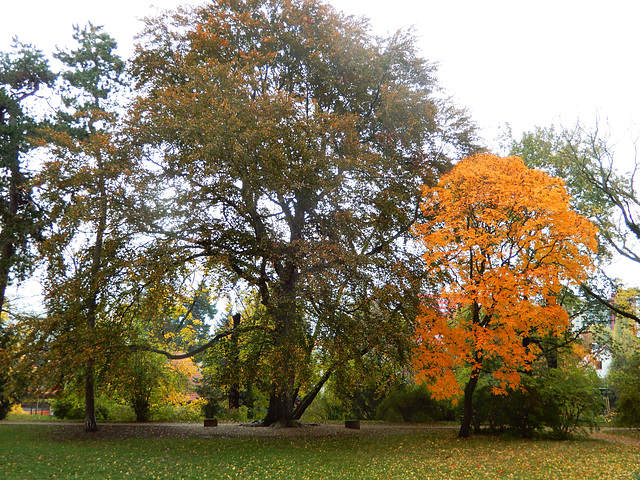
[0,243,13,316]
[458,370,480,438]
[84,359,98,432]
[260,264,301,427]
[84,171,106,433]
[0,148,21,316]
[293,367,334,420]
[262,389,297,427]
[228,313,241,409]
[459,301,484,438]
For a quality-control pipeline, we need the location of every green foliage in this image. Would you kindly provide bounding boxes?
[0,327,17,420]
[472,367,602,437]
[52,393,110,421]
[609,350,640,427]
[104,350,195,423]
[149,403,203,422]
[197,375,224,419]
[51,390,207,423]
[0,39,55,309]
[328,353,408,420]
[376,383,455,423]
[508,124,640,276]
[220,406,250,422]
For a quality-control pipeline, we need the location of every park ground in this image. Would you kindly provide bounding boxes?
[0,421,638,479]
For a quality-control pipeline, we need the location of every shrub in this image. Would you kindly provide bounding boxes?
[52,394,115,421]
[376,384,456,423]
[610,352,640,427]
[472,367,601,437]
[150,403,203,422]
[51,395,84,420]
[222,406,249,422]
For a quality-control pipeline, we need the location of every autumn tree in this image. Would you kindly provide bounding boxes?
[412,153,598,438]
[33,24,132,432]
[127,0,479,426]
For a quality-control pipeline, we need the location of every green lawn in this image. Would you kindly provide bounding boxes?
[0,424,638,479]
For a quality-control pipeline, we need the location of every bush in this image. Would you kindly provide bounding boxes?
[472,367,602,437]
[376,384,456,423]
[150,402,203,422]
[610,352,640,427]
[51,395,84,420]
[222,406,249,422]
[52,394,118,421]
[105,403,136,422]
[298,391,343,422]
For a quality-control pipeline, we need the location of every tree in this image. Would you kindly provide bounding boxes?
[104,351,196,422]
[605,288,640,426]
[127,0,479,426]
[34,24,131,432]
[0,40,55,313]
[412,153,598,438]
[509,124,640,324]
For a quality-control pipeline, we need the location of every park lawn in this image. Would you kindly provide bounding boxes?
[0,425,638,480]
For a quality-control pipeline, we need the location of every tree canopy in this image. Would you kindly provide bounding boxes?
[412,153,598,437]
[126,0,479,425]
[509,124,640,324]
[0,40,55,313]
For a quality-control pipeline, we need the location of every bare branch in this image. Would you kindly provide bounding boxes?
[581,283,640,324]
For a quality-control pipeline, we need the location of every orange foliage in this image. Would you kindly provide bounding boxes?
[412,153,598,400]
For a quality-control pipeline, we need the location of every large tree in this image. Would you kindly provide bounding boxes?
[0,40,55,314]
[33,24,132,432]
[412,153,598,438]
[127,0,479,426]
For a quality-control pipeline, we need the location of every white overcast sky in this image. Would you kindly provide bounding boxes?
[3,0,639,149]
[2,0,639,286]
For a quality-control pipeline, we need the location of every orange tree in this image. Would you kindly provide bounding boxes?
[412,153,598,438]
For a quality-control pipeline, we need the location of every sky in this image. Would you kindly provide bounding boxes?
[2,0,639,287]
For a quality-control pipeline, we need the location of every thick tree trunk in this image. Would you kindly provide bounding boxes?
[259,262,302,427]
[459,300,484,438]
[262,389,297,427]
[0,243,13,316]
[0,152,21,316]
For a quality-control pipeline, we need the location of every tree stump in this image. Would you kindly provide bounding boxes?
[204,419,218,427]
[345,419,360,429]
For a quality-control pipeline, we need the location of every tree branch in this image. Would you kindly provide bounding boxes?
[134,325,270,360]
[581,283,640,324]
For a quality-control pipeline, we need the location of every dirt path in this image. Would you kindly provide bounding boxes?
[589,429,640,448]
[3,421,638,447]
[1,421,457,441]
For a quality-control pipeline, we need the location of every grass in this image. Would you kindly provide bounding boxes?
[4,413,66,422]
[0,424,638,479]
